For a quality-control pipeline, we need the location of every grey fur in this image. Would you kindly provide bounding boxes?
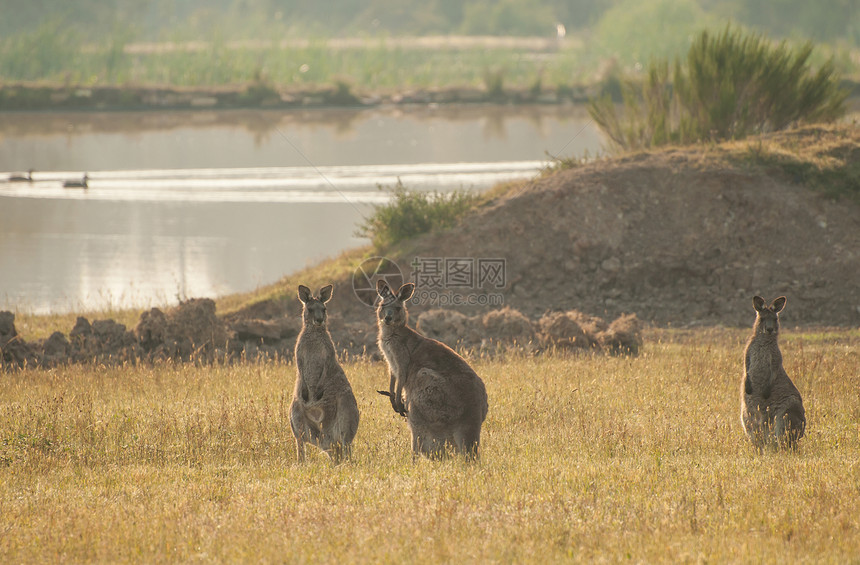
[376,280,488,460]
[740,295,806,451]
[290,284,360,463]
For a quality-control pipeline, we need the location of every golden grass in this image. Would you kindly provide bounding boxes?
[1,329,858,563]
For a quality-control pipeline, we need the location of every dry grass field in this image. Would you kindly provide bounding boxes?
[1,328,858,563]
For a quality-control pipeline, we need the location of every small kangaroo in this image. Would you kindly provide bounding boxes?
[376,280,488,460]
[740,296,806,451]
[290,284,360,463]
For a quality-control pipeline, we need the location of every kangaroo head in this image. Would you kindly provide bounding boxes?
[752,295,786,335]
[376,280,415,327]
[298,284,333,327]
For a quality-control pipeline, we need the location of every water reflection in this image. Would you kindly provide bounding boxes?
[0,105,604,314]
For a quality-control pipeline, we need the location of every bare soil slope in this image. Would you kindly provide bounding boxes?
[370,126,860,328]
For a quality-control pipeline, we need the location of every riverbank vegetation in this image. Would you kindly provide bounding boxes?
[2,329,858,562]
[1,0,858,111]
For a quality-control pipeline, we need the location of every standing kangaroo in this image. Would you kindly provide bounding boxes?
[376,281,488,460]
[290,284,360,463]
[740,296,806,451]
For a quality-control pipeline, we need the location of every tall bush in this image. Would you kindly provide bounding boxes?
[589,26,848,150]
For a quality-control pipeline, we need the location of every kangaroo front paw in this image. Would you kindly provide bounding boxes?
[391,396,407,416]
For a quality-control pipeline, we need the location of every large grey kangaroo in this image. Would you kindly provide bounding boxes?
[740,296,806,451]
[290,284,360,463]
[376,280,488,460]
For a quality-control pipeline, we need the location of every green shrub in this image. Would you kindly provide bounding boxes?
[589,25,848,150]
[483,67,506,100]
[357,180,478,249]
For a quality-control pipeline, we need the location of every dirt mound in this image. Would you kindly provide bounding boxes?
[367,126,860,328]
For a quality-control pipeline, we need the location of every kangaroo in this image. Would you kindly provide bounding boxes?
[290,284,360,464]
[740,296,806,451]
[376,280,488,460]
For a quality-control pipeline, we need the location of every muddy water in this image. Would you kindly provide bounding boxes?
[0,105,604,314]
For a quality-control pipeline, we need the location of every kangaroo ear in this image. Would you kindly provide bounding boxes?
[398,283,415,301]
[752,296,765,312]
[772,296,786,313]
[318,284,333,303]
[377,279,393,298]
[298,285,312,304]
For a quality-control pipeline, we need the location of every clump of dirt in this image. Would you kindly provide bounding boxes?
[410,307,640,355]
[482,307,537,345]
[1,298,294,369]
[416,309,483,347]
[135,298,232,362]
[69,317,138,364]
[538,311,599,351]
[598,314,643,355]
[0,311,37,368]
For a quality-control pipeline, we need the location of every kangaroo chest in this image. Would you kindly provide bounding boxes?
[296,331,336,385]
[380,335,411,376]
[747,340,778,386]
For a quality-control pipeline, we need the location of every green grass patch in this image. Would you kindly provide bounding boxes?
[356,180,479,250]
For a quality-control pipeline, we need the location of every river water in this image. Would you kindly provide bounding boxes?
[0,105,604,314]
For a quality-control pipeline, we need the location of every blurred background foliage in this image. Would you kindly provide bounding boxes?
[0,0,856,43]
[0,0,857,88]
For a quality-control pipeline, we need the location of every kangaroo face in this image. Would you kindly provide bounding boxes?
[376,281,415,327]
[753,295,786,335]
[298,284,333,327]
